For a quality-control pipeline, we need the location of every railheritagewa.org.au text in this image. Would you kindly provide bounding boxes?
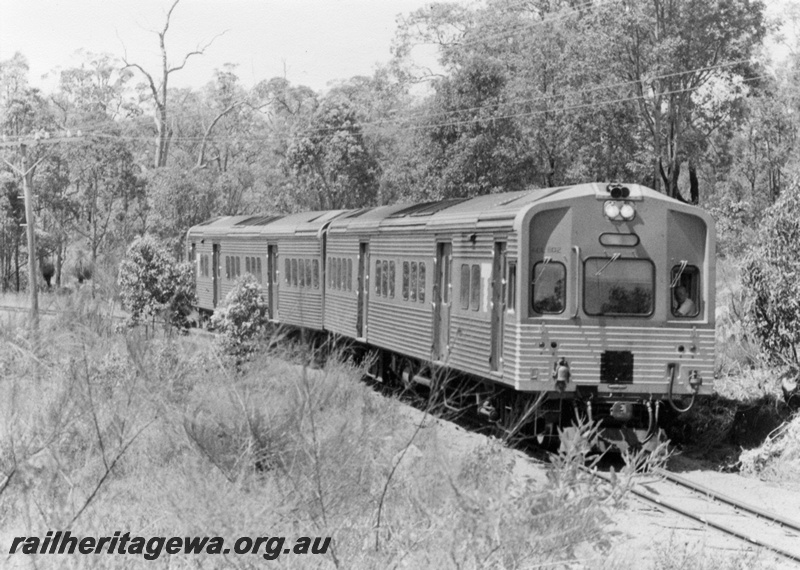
[8,531,332,561]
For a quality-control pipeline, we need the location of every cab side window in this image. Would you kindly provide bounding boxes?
[671,264,700,318]
[532,261,565,314]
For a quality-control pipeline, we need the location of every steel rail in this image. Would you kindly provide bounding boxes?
[589,468,800,564]
[656,468,800,535]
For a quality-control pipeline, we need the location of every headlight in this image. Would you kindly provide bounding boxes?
[604,201,621,219]
[620,202,635,220]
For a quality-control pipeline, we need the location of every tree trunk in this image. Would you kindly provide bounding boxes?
[689,161,699,204]
[56,243,64,288]
[14,234,20,292]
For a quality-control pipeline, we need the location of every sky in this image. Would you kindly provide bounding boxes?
[1,0,796,96]
[0,0,454,93]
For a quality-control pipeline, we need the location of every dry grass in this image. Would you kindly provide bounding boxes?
[0,298,643,569]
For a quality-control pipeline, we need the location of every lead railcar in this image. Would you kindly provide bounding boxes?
[187,183,715,449]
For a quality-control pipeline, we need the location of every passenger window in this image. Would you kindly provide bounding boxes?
[235,257,241,277]
[507,263,517,312]
[299,259,306,287]
[460,265,470,310]
[285,259,290,284]
[313,260,319,289]
[305,259,311,288]
[347,259,353,291]
[418,262,426,303]
[382,260,389,297]
[402,262,409,300]
[226,256,231,280]
[291,259,298,287]
[389,261,395,298]
[532,261,566,314]
[410,262,417,302]
[671,264,700,317]
[375,260,382,294]
[257,258,262,283]
[470,264,481,311]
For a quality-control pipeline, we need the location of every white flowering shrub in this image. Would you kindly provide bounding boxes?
[118,235,197,331]
[210,274,270,357]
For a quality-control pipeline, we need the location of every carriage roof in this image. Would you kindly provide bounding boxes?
[187,183,702,238]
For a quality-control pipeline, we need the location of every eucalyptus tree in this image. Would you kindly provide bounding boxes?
[64,134,144,283]
[596,0,767,201]
[0,53,59,290]
[0,175,25,291]
[326,69,415,204]
[51,52,137,126]
[284,94,379,211]
[121,0,223,168]
[391,0,638,194]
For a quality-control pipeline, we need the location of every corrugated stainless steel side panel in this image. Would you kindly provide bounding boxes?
[273,235,324,329]
[323,234,360,336]
[215,238,268,305]
[366,232,433,348]
[278,239,320,257]
[513,323,715,392]
[368,299,432,361]
[278,287,323,328]
[324,289,358,336]
[448,313,492,375]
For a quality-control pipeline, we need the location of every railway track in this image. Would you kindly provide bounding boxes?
[595,467,800,564]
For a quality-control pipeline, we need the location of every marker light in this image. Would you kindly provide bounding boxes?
[604,201,621,219]
[619,202,636,220]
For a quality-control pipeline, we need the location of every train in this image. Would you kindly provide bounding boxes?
[187,182,716,451]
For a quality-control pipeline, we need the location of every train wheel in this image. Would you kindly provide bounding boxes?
[399,359,416,392]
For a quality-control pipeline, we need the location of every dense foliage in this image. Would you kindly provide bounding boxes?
[118,235,196,331]
[210,274,271,357]
[742,185,800,366]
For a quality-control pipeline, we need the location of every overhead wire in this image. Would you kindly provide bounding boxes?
[353,58,757,127]
[2,64,774,149]
[75,66,773,146]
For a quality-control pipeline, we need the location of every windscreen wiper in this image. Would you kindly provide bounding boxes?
[594,253,621,276]
[532,256,552,285]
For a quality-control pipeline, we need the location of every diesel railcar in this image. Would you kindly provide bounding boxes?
[187,183,715,450]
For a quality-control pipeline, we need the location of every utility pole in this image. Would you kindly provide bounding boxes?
[20,144,38,331]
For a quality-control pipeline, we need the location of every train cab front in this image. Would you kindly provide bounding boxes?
[519,183,716,453]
